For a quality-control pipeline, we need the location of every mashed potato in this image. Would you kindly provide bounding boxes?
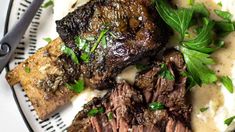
[210,1,235,131]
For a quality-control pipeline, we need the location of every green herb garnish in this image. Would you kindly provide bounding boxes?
[66,79,84,93]
[61,45,79,64]
[182,19,215,54]
[87,107,104,117]
[43,37,52,43]
[101,35,107,48]
[154,0,193,40]
[154,0,218,86]
[224,116,235,126]
[74,36,91,62]
[159,64,175,80]
[80,53,90,63]
[200,107,209,112]
[24,66,31,73]
[91,29,108,52]
[149,102,165,111]
[181,71,197,89]
[108,112,113,120]
[221,76,234,93]
[193,4,210,17]
[215,21,235,33]
[214,9,233,22]
[180,46,217,85]
[75,36,90,51]
[42,0,54,8]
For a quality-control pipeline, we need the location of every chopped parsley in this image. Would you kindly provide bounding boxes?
[66,79,85,93]
[101,35,107,48]
[42,0,54,8]
[80,53,90,63]
[149,102,165,111]
[159,64,175,80]
[91,29,108,52]
[74,36,91,63]
[87,107,104,117]
[75,36,88,51]
[108,112,113,120]
[73,30,108,63]
[224,116,235,126]
[24,66,31,73]
[200,107,209,112]
[71,31,109,64]
[43,37,52,43]
[214,9,233,22]
[221,76,234,93]
[61,44,79,64]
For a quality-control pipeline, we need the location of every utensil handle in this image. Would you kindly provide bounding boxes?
[0,0,44,73]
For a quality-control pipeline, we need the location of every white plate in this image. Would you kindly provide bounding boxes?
[6,0,79,131]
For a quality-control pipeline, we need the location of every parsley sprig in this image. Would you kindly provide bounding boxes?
[182,19,215,53]
[24,66,31,73]
[200,107,209,112]
[75,36,91,63]
[42,0,54,8]
[225,116,235,126]
[159,64,175,80]
[214,10,233,22]
[66,79,85,93]
[220,76,234,93]
[43,37,52,43]
[87,107,104,117]
[154,0,219,86]
[91,29,108,52]
[155,0,193,40]
[149,102,165,111]
[61,44,79,64]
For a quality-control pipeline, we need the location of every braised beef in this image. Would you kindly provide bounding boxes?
[135,49,191,127]
[68,81,191,132]
[56,0,170,89]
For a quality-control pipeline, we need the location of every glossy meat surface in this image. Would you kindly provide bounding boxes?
[56,0,169,89]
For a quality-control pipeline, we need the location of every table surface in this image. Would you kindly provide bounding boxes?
[0,0,28,131]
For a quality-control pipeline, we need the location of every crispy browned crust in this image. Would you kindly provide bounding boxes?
[6,38,76,120]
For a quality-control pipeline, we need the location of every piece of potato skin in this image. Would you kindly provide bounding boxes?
[6,38,76,120]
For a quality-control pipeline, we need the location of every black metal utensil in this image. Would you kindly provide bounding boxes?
[0,0,44,73]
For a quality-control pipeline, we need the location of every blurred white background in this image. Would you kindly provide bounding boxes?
[0,0,28,131]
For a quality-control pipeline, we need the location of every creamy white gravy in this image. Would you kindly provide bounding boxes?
[173,0,235,131]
